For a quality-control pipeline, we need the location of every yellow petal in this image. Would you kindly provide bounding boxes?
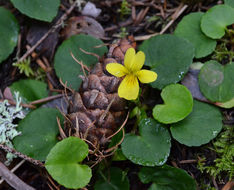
[136,70,157,83]
[124,48,145,72]
[132,51,145,71]
[106,63,128,77]
[124,48,135,71]
[118,75,139,100]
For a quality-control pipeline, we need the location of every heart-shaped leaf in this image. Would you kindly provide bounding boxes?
[139,34,194,89]
[13,108,63,161]
[45,137,91,189]
[10,0,60,22]
[94,167,129,190]
[198,61,234,102]
[121,118,171,166]
[225,0,234,8]
[54,34,108,89]
[0,7,19,63]
[170,100,222,146]
[153,84,193,124]
[201,4,234,39]
[10,79,48,103]
[174,12,216,58]
[138,165,196,190]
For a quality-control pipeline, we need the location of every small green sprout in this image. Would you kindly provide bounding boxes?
[13,58,34,77]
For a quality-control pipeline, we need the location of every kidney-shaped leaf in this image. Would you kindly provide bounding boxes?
[153,84,193,124]
[0,7,19,63]
[10,0,60,22]
[201,4,234,39]
[138,165,196,190]
[45,137,91,189]
[175,12,216,58]
[94,167,129,190]
[13,108,63,161]
[54,34,107,89]
[139,34,194,89]
[198,61,234,103]
[170,100,222,146]
[10,79,48,103]
[121,118,171,166]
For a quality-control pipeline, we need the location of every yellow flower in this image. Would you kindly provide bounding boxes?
[106,48,157,100]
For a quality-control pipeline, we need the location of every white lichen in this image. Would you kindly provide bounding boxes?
[0,92,25,165]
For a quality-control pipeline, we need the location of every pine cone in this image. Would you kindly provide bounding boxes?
[65,37,136,147]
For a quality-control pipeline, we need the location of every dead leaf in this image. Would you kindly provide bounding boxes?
[26,22,59,60]
[181,68,208,102]
[61,16,105,39]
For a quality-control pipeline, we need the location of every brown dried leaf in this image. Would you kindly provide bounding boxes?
[26,22,59,60]
[61,16,105,39]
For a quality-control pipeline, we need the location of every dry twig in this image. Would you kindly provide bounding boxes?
[29,94,65,105]
[0,161,35,190]
[134,3,188,41]
[0,144,44,167]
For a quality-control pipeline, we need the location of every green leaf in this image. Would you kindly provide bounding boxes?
[174,12,216,58]
[94,167,129,190]
[138,165,196,190]
[225,0,234,8]
[121,118,171,166]
[10,0,60,22]
[13,108,63,161]
[153,84,193,124]
[170,100,222,146]
[198,61,234,102]
[54,34,108,89]
[216,98,234,108]
[10,79,48,103]
[112,149,127,161]
[45,137,91,189]
[139,34,194,89]
[201,4,234,39]
[0,7,19,63]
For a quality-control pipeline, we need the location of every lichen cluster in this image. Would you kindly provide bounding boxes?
[0,92,25,164]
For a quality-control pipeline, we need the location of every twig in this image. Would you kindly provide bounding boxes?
[70,52,90,75]
[47,174,60,190]
[159,4,188,34]
[99,98,115,122]
[104,128,125,153]
[0,161,36,190]
[179,159,197,164]
[57,117,67,139]
[0,99,36,109]
[0,160,25,184]
[29,94,65,105]
[18,1,77,63]
[0,144,44,167]
[134,33,159,41]
[79,48,100,60]
[104,19,133,31]
[106,112,129,140]
[212,176,219,190]
[134,3,188,41]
